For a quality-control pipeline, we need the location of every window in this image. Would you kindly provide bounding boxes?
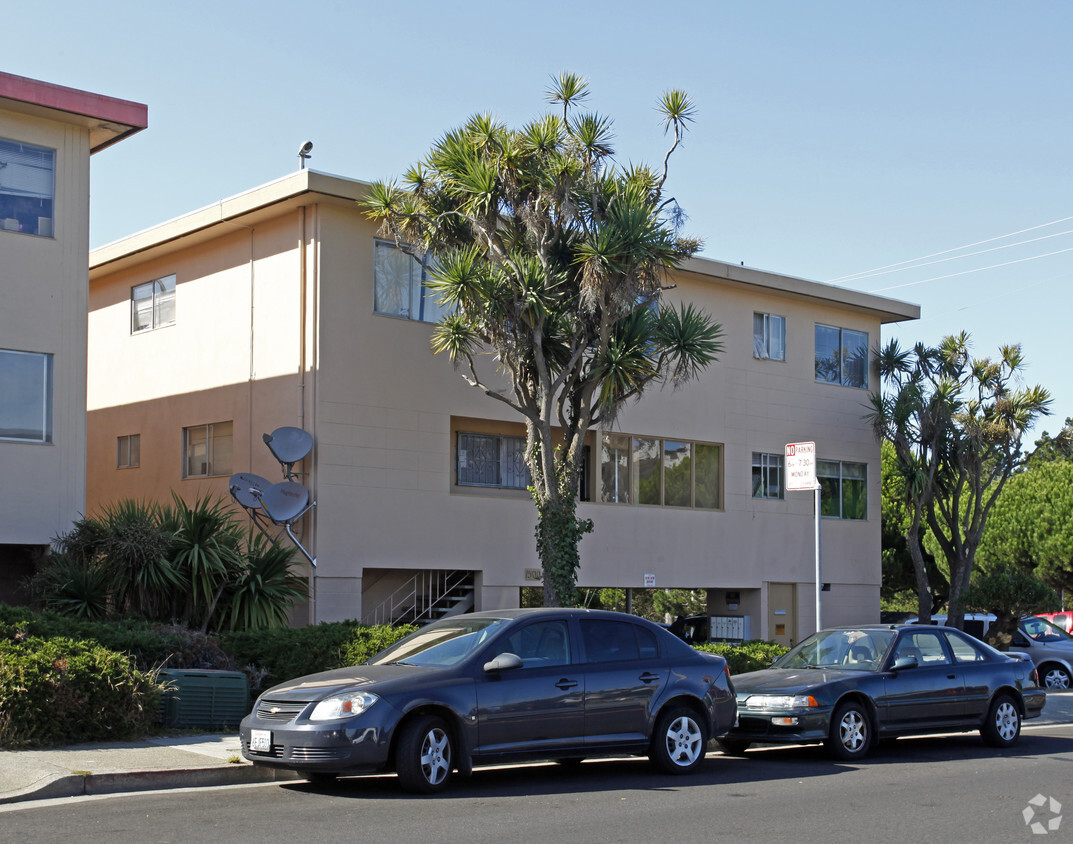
[599,433,721,510]
[815,324,868,388]
[131,275,176,333]
[117,434,140,468]
[0,137,55,237]
[374,240,451,323]
[752,452,784,499]
[501,620,571,668]
[818,459,867,520]
[753,313,785,360]
[0,349,52,443]
[457,432,531,490]
[581,619,659,663]
[183,421,233,478]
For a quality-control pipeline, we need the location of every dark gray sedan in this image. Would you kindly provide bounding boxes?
[239,608,736,792]
[723,624,1045,760]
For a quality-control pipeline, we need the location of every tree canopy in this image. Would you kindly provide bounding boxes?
[363,73,723,605]
[868,333,1052,627]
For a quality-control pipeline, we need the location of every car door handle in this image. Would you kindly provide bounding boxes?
[639,672,661,684]
[947,674,957,680]
[556,679,578,690]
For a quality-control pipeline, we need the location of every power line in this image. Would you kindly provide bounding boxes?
[828,214,1073,285]
[868,245,1073,293]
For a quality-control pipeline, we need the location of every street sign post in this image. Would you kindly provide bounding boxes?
[785,441,822,632]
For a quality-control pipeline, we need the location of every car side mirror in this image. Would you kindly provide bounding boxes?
[484,652,523,673]
[892,656,918,671]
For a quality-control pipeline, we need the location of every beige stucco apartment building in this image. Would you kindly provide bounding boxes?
[0,72,145,603]
[87,169,918,644]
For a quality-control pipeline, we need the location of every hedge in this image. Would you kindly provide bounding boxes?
[0,636,160,747]
[696,640,789,675]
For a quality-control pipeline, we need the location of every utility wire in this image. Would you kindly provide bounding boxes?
[869,245,1073,293]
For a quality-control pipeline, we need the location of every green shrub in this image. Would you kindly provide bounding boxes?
[222,621,415,691]
[696,640,788,675]
[0,636,161,747]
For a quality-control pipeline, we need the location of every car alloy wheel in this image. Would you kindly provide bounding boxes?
[1042,665,1071,690]
[981,694,1021,747]
[396,714,453,793]
[651,706,707,774]
[826,701,870,761]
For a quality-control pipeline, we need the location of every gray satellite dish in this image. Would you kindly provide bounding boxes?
[260,481,310,524]
[263,427,313,478]
[229,473,272,511]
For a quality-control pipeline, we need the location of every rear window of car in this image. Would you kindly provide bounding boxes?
[943,630,990,663]
[580,619,659,663]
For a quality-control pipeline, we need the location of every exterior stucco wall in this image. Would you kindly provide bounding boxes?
[0,108,90,546]
[87,172,916,639]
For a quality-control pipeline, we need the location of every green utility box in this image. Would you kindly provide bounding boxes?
[156,669,249,728]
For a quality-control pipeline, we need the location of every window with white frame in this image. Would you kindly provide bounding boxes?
[457,432,532,490]
[131,275,176,333]
[818,459,867,520]
[374,239,451,323]
[117,434,140,468]
[0,137,55,237]
[0,348,53,443]
[815,324,868,388]
[599,433,720,510]
[752,452,784,499]
[753,313,786,361]
[183,421,233,478]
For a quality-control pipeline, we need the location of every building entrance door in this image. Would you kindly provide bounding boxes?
[767,583,797,647]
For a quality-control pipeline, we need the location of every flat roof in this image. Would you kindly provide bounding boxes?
[90,169,920,325]
[0,71,147,152]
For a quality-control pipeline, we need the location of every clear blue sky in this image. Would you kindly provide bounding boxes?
[10,1,1072,432]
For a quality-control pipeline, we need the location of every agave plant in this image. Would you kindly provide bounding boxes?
[224,530,308,631]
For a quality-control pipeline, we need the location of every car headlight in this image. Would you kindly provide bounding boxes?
[743,694,819,709]
[309,691,380,721]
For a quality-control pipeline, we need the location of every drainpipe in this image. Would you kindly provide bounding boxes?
[298,204,317,624]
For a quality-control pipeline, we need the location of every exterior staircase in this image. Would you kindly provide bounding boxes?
[362,570,475,627]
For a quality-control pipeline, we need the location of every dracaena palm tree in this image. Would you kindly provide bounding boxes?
[364,73,723,605]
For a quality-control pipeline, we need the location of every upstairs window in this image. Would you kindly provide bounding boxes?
[0,348,53,443]
[818,459,867,520]
[599,433,721,510]
[457,432,531,490]
[132,275,176,333]
[374,239,451,323]
[117,434,140,468]
[753,313,785,361]
[0,137,55,237]
[815,324,868,388]
[752,452,784,499]
[183,421,233,478]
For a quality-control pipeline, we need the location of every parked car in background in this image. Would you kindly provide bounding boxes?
[240,608,737,792]
[908,613,1073,691]
[1036,611,1073,636]
[724,624,1044,760]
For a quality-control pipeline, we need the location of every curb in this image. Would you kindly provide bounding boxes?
[0,765,299,806]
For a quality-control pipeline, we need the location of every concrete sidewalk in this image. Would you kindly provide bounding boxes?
[2,692,1070,805]
[0,733,298,805]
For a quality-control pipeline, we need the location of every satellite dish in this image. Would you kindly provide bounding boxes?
[263,427,313,465]
[260,481,310,524]
[229,473,272,511]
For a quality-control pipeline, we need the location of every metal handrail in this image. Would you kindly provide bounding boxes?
[362,570,473,627]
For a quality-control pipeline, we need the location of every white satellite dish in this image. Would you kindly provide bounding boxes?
[229,472,272,511]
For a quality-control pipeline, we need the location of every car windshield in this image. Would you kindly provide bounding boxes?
[776,629,896,671]
[366,617,509,667]
[1022,616,1073,643]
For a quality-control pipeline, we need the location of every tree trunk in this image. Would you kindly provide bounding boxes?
[536,492,592,607]
[907,517,932,623]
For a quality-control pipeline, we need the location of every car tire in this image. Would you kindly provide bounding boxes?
[981,694,1021,747]
[650,706,708,774]
[716,739,752,756]
[396,714,454,793]
[1040,663,1072,690]
[825,701,871,761]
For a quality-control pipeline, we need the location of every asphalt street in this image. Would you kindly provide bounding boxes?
[2,718,1070,844]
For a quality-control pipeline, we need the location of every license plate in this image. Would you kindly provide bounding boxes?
[250,729,272,752]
